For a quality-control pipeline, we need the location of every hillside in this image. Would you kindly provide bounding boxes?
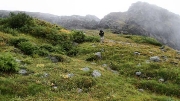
[0,10,100,30]
[1,1,180,51]
[0,13,180,101]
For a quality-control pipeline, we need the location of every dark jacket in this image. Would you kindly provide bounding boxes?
[99,30,104,37]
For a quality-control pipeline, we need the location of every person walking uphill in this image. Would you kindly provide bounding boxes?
[99,30,104,43]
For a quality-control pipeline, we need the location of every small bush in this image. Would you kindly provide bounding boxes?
[75,77,96,89]
[0,53,19,72]
[7,12,34,29]
[84,36,100,42]
[18,41,38,55]
[132,36,162,46]
[72,31,85,43]
[0,26,18,35]
[27,84,45,96]
[137,80,180,97]
[9,38,28,47]
[66,47,78,56]
[86,54,99,61]
[40,44,55,52]
[50,53,65,62]
[34,49,49,56]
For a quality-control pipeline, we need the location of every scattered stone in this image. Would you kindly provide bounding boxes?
[82,67,90,72]
[44,72,49,77]
[18,69,27,75]
[67,73,74,78]
[73,42,79,46]
[92,70,101,77]
[147,77,151,80]
[77,88,83,93]
[150,56,160,62]
[134,52,140,55]
[49,56,59,63]
[111,70,119,74]
[95,52,101,59]
[102,64,108,67]
[158,78,165,82]
[138,89,144,92]
[52,86,58,91]
[15,59,21,63]
[135,71,141,76]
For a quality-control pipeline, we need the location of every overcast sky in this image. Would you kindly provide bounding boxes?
[0,0,180,19]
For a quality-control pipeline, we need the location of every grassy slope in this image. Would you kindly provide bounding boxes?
[0,26,180,100]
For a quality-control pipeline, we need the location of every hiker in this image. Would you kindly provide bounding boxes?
[99,30,104,43]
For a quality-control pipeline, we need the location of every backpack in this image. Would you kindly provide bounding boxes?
[99,31,104,36]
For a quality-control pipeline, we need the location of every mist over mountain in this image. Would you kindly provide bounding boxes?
[1,1,180,50]
[100,2,180,50]
[0,10,100,29]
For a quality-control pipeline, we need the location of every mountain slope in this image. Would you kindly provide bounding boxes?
[0,13,180,100]
[100,2,180,50]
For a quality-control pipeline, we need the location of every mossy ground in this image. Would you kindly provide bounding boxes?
[0,22,180,100]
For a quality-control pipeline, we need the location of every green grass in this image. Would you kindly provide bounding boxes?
[0,17,180,100]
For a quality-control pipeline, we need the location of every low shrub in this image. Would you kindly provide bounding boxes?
[17,41,38,55]
[84,36,100,42]
[75,76,96,89]
[66,47,78,56]
[9,38,28,47]
[34,49,49,56]
[0,26,18,36]
[0,53,19,72]
[7,12,34,29]
[40,44,55,52]
[137,80,180,97]
[72,31,85,43]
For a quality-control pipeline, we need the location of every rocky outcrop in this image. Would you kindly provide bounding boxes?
[100,2,180,50]
[57,15,100,29]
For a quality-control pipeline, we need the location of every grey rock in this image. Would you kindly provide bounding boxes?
[158,78,165,82]
[82,67,90,72]
[77,88,83,93]
[150,56,160,62]
[138,89,144,92]
[135,71,141,76]
[102,64,108,67]
[92,70,101,77]
[44,73,49,77]
[67,73,74,78]
[111,70,119,74]
[73,42,79,46]
[95,52,101,59]
[50,56,59,63]
[19,69,27,75]
[15,59,21,63]
[134,52,140,55]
